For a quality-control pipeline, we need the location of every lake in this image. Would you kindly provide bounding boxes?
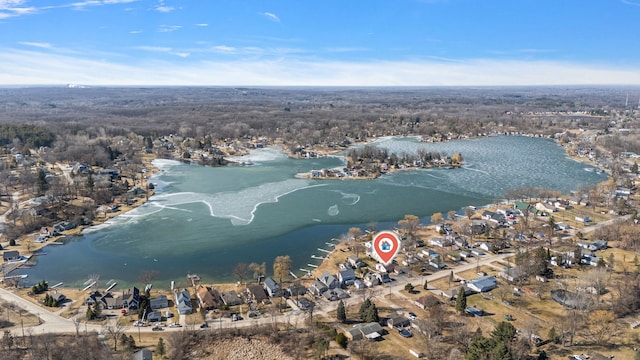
[16,136,606,288]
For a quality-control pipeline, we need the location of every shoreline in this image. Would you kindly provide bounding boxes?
[3,133,607,289]
[1,155,159,283]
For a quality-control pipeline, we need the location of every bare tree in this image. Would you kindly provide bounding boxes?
[233,262,250,285]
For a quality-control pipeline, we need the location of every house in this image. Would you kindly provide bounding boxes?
[322,288,349,301]
[414,295,440,310]
[577,240,607,251]
[429,237,453,248]
[535,202,556,213]
[220,290,243,306]
[363,273,381,288]
[471,249,485,257]
[48,292,66,305]
[467,276,497,293]
[147,311,162,322]
[150,295,169,309]
[196,286,221,310]
[85,290,103,306]
[482,211,507,225]
[122,287,140,309]
[347,256,365,268]
[470,220,488,235]
[498,267,528,283]
[285,283,307,297]
[132,349,153,360]
[2,250,20,262]
[479,242,494,253]
[442,285,473,299]
[387,314,410,329]
[318,272,340,289]
[100,293,124,309]
[310,280,329,296]
[354,279,365,289]
[296,297,314,310]
[337,268,356,286]
[346,322,385,341]
[246,283,269,303]
[459,251,472,259]
[175,289,192,315]
[263,277,282,297]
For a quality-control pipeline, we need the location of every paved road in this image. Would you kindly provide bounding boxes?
[0,251,514,337]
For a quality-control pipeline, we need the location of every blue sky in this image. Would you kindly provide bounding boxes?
[1,0,640,86]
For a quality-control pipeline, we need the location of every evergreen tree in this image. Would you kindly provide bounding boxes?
[491,321,516,343]
[92,301,102,319]
[455,287,467,314]
[359,299,372,321]
[423,279,428,290]
[404,283,414,293]
[336,300,347,323]
[36,168,48,196]
[156,337,166,357]
[335,332,348,349]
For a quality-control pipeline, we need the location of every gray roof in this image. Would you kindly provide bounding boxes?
[468,276,497,292]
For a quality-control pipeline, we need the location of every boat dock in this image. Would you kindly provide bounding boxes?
[307,264,318,268]
[317,248,331,254]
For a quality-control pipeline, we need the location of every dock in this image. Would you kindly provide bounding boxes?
[81,281,96,291]
[105,282,118,292]
[289,271,298,279]
[50,282,64,289]
[311,255,325,260]
[317,248,331,254]
[307,264,318,268]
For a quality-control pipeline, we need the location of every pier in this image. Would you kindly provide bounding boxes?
[317,248,331,253]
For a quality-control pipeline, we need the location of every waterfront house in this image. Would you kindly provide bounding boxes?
[246,283,269,303]
[175,289,192,315]
[122,287,140,309]
[100,293,124,309]
[337,268,356,286]
[150,295,169,309]
[84,290,103,306]
[220,290,243,306]
[467,276,497,293]
[2,250,20,262]
[196,286,221,310]
[263,277,282,297]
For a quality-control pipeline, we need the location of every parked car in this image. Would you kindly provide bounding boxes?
[408,312,417,321]
[152,326,164,331]
[169,323,182,328]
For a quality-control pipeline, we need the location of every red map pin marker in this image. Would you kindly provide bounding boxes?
[372,231,401,266]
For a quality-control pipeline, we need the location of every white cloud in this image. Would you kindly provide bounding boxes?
[621,0,640,6]
[0,0,36,18]
[158,25,181,33]
[154,0,173,12]
[1,48,639,86]
[69,0,137,10]
[129,30,143,34]
[195,23,208,27]
[261,12,280,22]
[212,45,236,54]
[170,52,190,58]
[134,46,172,52]
[18,41,52,49]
